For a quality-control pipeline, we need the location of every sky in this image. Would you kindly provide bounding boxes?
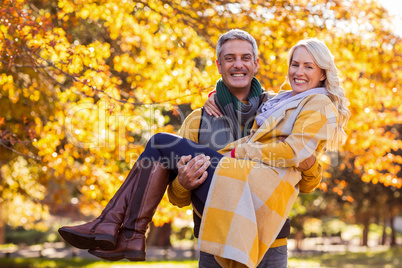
[379,0,402,36]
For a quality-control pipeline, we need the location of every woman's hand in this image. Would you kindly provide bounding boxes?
[296,155,316,171]
[204,92,222,118]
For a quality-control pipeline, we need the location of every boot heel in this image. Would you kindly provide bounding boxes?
[125,250,146,261]
[95,234,117,250]
[88,249,124,261]
[58,228,117,250]
[58,228,97,249]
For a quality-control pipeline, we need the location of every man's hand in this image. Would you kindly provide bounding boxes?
[297,155,316,171]
[204,92,222,118]
[177,155,211,190]
[277,136,316,171]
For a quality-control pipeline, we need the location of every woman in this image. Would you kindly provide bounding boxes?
[59,38,349,267]
[198,38,350,267]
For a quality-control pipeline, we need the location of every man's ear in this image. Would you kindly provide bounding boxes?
[254,58,260,74]
[216,59,222,74]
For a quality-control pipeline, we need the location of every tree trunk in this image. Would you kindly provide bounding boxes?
[295,229,303,252]
[147,222,172,247]
[390,215,396,247]
[0,205,5,244]
[362,219,369,246]
[381,216,387,245]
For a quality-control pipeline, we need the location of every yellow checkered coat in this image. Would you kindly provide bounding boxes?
[198,93,338,268]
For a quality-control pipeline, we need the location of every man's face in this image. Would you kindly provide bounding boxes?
[216,39,259,95]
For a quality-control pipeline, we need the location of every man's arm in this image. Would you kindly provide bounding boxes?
[167,109,211,207]
[279,136,322,194]
[298,157,323,194]
[167,154,210,206]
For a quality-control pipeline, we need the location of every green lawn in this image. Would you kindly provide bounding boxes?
[1,247,401,267]
[288,247,402,268]
[0,258,198,268]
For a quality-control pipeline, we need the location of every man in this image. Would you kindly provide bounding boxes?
[167,29,322,267]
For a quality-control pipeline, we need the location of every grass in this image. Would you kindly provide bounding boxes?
[288,247,402,268]
[0,258,198,268]
[1,247,401,267]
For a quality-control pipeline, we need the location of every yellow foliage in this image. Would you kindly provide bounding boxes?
[1,0,401,229]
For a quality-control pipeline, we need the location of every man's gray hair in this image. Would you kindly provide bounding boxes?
[216,29,258,64]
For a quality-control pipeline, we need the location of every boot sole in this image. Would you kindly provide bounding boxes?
[58,227,117,250]
[88,249,146,261]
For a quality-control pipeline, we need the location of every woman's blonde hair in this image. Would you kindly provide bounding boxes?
[284,38,350,150]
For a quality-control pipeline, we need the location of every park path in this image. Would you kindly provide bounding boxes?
[0,242,198,260]
[0,237,396,262]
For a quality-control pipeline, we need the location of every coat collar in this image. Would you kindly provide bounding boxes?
[250,97,307,142]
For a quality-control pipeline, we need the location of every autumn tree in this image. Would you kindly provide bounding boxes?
[1,0,401,245]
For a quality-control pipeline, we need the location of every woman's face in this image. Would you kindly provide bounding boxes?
[288,46,326,96]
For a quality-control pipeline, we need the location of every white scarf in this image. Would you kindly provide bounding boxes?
[256,87,328,126]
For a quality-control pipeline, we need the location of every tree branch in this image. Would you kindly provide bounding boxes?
[0,140,42,161]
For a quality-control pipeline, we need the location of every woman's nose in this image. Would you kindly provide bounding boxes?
[295,67,303,75]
